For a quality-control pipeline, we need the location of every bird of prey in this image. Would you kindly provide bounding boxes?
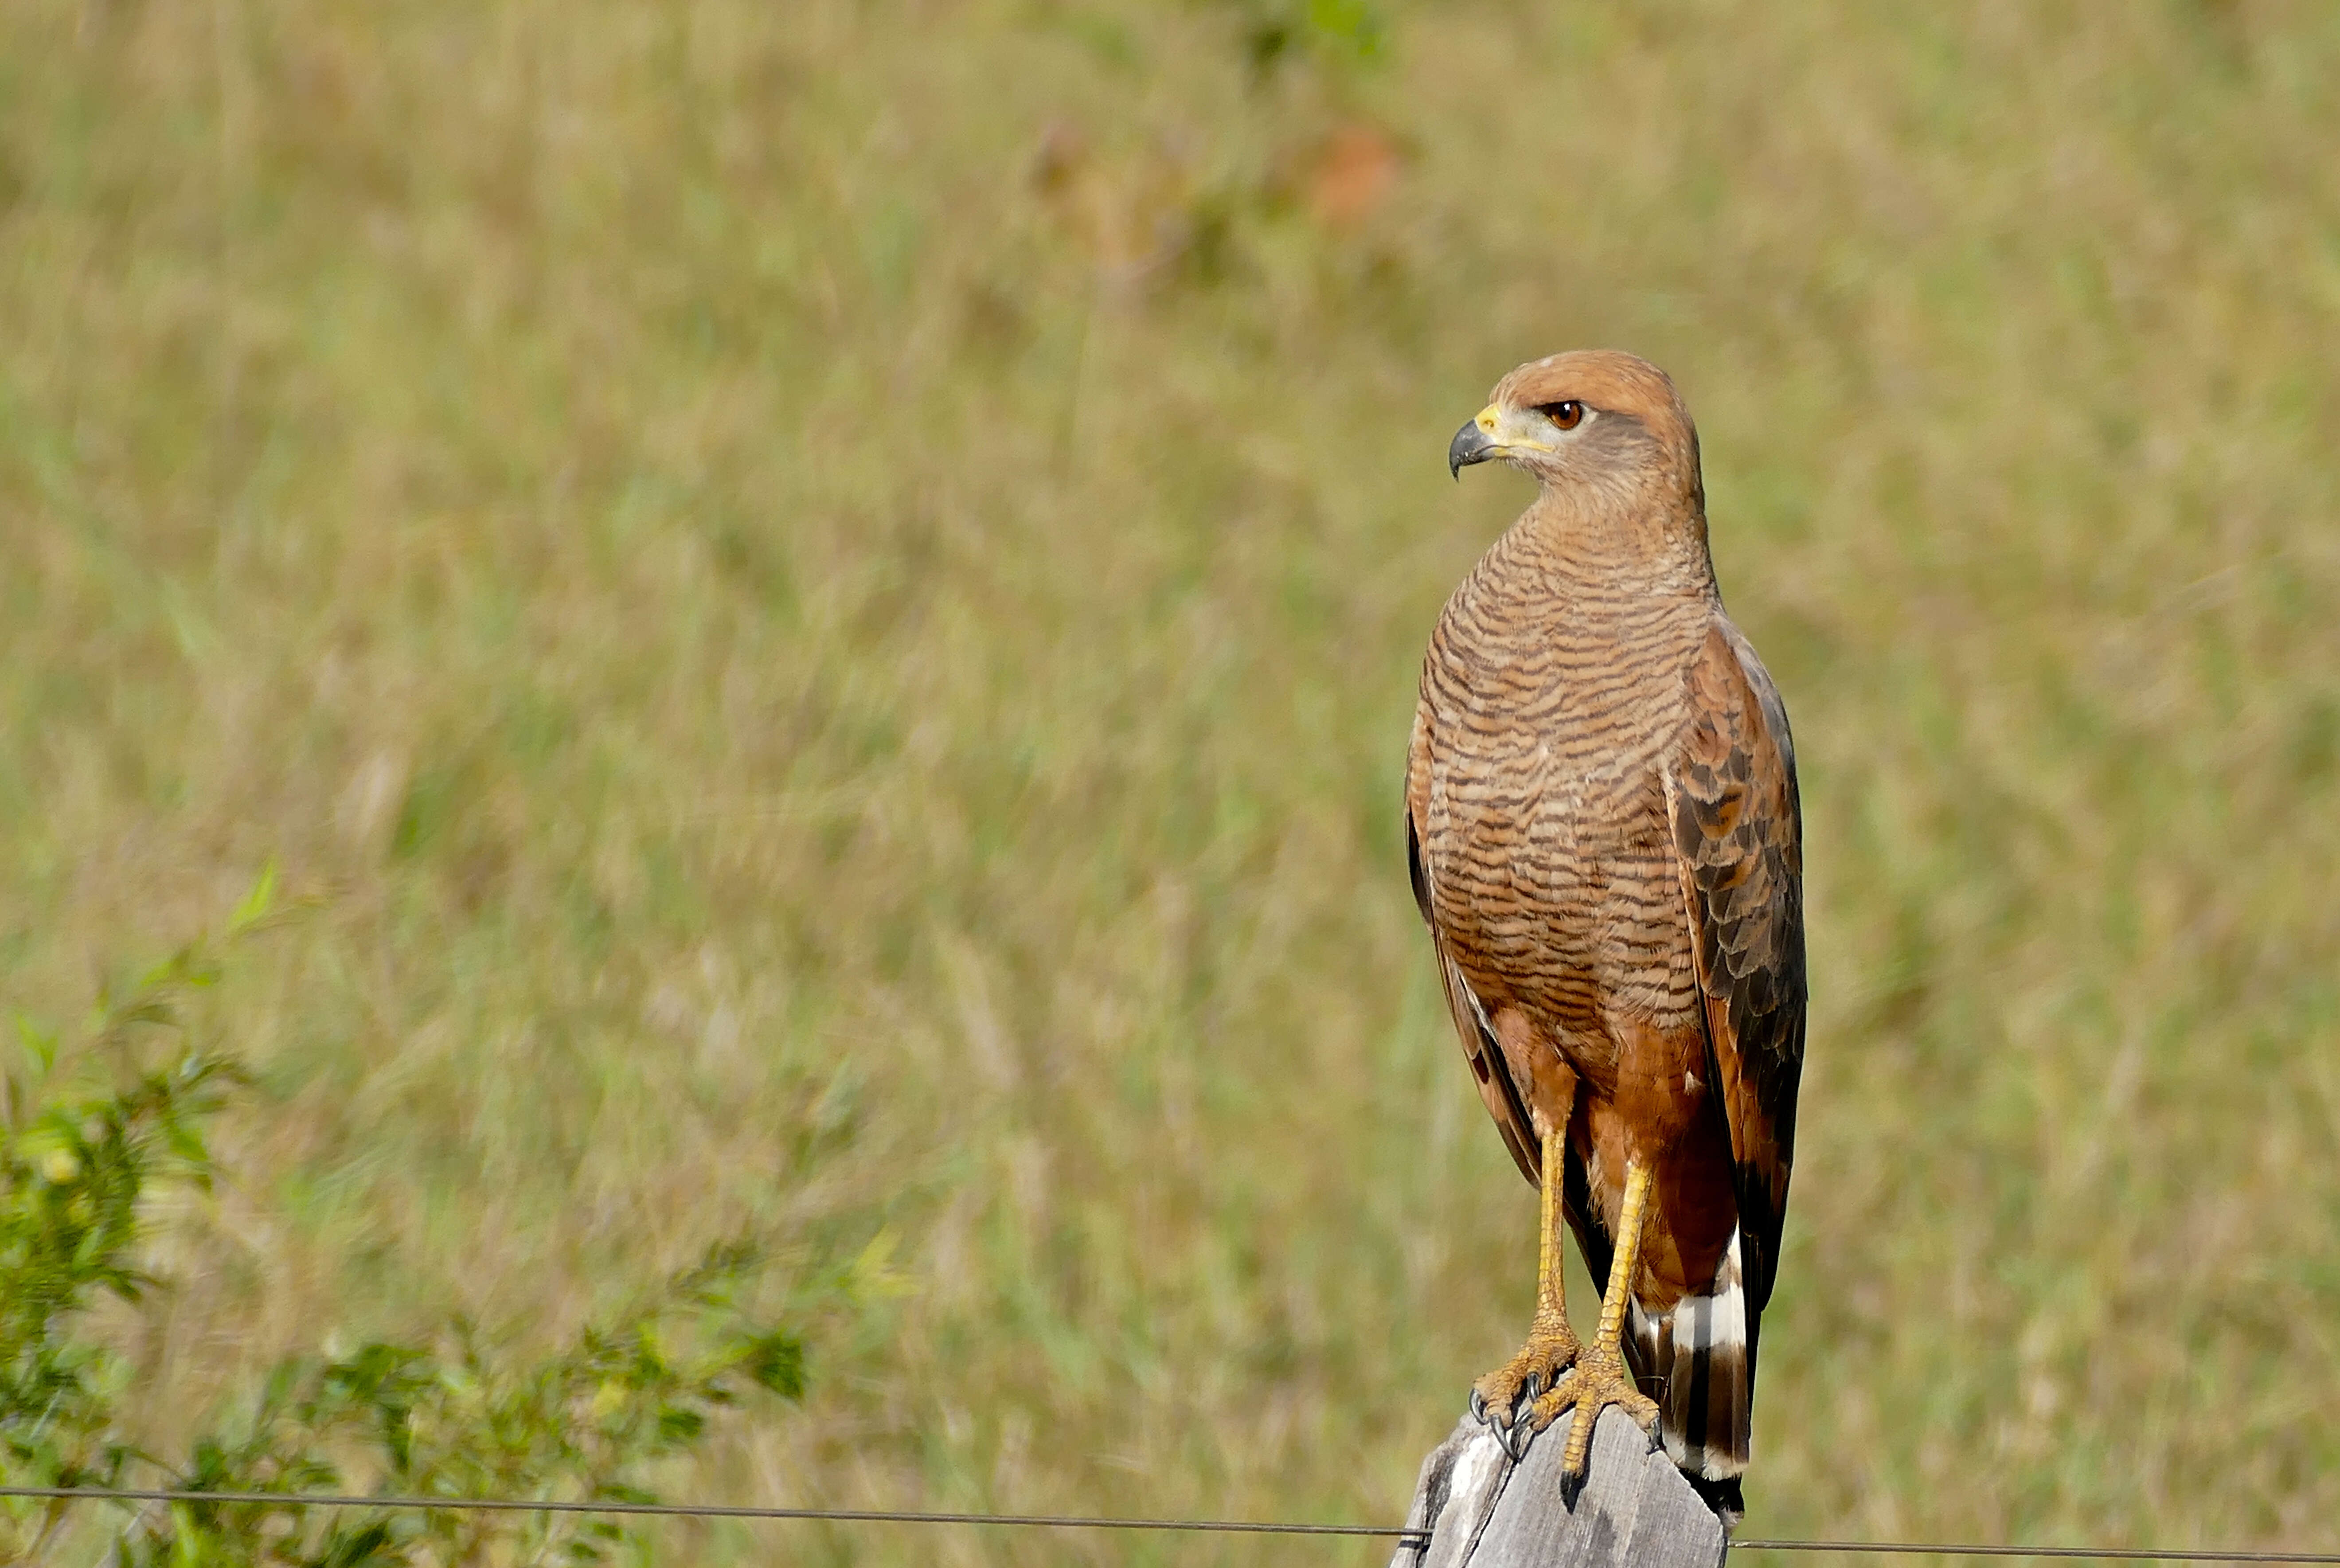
[1407,351,1805,1521]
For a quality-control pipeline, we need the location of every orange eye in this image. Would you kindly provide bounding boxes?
[1535,400,1584,430]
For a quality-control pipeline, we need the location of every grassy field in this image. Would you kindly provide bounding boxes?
[4,0,2339,1561]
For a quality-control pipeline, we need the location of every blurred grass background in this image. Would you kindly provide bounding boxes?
[3,0,2339,1561]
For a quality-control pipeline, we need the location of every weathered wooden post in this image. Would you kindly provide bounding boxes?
[1391,1408,1727,1567]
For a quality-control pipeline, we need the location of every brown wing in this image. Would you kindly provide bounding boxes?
[1405,703,1540,1185]
[1665,622,1806,1322]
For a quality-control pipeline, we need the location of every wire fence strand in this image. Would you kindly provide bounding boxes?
[0,1486,1421,1541]
[5,1485,2338,1562]
[1731,1542,2340,1564]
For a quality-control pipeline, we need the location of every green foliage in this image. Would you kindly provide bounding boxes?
[0,890,818,1564]
[0,919,250,1558]
[116,1244,810,1568]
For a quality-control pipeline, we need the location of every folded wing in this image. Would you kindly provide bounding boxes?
[1665,622,1807,1330]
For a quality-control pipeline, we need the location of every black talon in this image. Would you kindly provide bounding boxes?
[1469,1388,1487,1423]
[1558,1464,1586,1511]
[1523,1371,1543,1401]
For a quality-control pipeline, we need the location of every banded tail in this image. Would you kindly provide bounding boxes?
[1627,1228,1753,1525]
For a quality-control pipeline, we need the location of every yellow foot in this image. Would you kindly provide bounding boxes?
[1529,1343,1660,1505]
[1469,1314,1581,1454]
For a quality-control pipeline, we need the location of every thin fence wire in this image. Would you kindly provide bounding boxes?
[5,1486,2340,1562]
[1730,1543,2340,1564]
[0,1487,1416,1541]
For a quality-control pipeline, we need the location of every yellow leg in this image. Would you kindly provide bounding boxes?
[1534,1157,1661,1501]
[1471,1128,1583,1446]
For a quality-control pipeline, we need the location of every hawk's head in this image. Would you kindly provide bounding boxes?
[1447,349,1702,512]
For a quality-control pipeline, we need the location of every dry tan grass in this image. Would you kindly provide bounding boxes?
[3,1,2338,1562]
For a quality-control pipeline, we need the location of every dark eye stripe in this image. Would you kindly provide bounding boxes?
[1535,400,1584,430]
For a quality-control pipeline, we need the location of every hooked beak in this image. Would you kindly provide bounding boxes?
[1447,403,1551,479]
[1448,417,1495,479]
